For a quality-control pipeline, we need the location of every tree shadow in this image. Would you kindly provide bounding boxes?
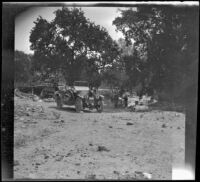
[103,107,128,113]
[149,102,186,113]
[48,104,132,114]
[48,106,93,113]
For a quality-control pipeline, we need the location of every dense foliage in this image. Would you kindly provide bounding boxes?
[29,7,119,86]
[113,6,199,101]
[15,6,198,103]
[15,50,33,85]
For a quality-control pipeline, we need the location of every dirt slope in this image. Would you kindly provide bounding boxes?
[14,97,185,180]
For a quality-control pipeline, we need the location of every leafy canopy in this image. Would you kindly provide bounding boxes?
[113,6,198,101]
[30,7,120,85]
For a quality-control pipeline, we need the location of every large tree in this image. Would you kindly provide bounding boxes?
[30,7,119,85]
[113,6,198,101]
[117,38,146,90]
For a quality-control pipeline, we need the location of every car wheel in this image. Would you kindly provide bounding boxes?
[56,95,63,109]
[40,89,45,99]
[75,97,83,113]
[97,100,103,113]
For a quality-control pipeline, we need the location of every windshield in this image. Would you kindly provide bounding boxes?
[74,81,89,87]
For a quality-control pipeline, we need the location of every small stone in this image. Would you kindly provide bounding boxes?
[109,126,113,128]
[44,155,49,159]
[113,170,120,175]
[177,127,181,129]
[29,173,36,178]
[80,153,87,157]
[97,145,110,152]
[85,174,96,180]
[126,122,134,125]
[143,172,152,179]
[65,152,72,157]
[14,160,20,166]
[55,156,64,161]
[162,124,167,128]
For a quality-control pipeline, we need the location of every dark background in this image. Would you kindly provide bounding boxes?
[1,2,199,180]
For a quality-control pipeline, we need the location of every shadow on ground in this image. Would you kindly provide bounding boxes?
[48,104,131,114]
[149,102,185,113]
[48,106,93,113]
[48,103,185,114]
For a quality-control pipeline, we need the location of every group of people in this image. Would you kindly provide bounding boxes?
[112,86,158,109]
[88,86,98,97]
[112,87,129,108]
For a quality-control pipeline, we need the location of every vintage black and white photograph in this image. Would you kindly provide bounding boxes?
[2,1,198,180]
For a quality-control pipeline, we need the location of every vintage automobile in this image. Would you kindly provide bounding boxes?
[54,81,104,113]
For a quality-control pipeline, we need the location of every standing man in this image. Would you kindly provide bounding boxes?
[123,89,129,108]
[113,87,119,108]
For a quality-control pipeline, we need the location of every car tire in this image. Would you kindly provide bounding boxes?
[97,100,103,113]
[40,89,45,99]
[56,95,63,109]
[75,97,83,113]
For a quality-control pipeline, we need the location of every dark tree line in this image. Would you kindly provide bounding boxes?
[14,50,33,86]
[113,6,198,102]
[15,6,198,103]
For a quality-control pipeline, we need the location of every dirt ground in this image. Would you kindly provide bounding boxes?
[14,96,185,180]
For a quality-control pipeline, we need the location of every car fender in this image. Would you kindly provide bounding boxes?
[76,94,84,99]
[99,95,104,100]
